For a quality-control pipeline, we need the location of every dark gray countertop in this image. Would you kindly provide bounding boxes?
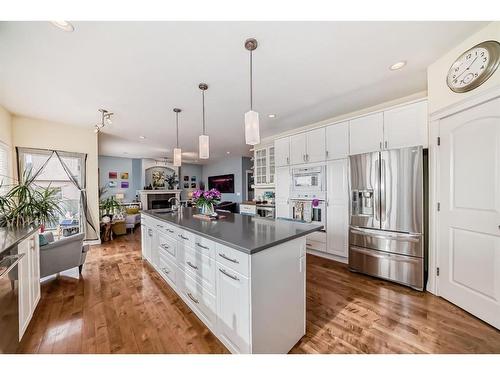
[0,225,39,255]
[143,208,323,254]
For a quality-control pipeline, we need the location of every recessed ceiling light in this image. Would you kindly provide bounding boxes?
[268,114,277,118]
[139,135,146,139]
[226,151,231,154]
[50,21,74,32]
[389,61,407,71]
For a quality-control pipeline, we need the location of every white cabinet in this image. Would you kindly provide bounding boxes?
[254,145,275,186]
[326,121,349,160]
[17,232,40,339]
[275,166,291,219]
[141,224,153,263]
[216,266,251,354]
[383,100,428,149]
[274,137,290,167]
[306,128,326,163]
[290,133,307,165]
[326,159,349,258]
[349,112,384,155]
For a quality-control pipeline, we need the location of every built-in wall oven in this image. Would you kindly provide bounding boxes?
[291,166,325,194]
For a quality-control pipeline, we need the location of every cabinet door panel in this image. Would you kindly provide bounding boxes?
[384,101,428,149]
[17,238,31,339]
[326,121,349,160]
[29,234,40,307]
[290,133,307,165]
[306,128,326,163]
[275,199,291,219]
[274,137,290,167]
[275,166,290,199]
[327,159,349,258]
[216,265,250,354]
[349,112,384,155]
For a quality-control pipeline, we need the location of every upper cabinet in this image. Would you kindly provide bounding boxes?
[274,137,290,167]
[325,121,349,160]
[290,133,307,164]
[383,100,428,149]
[254,145,275,186]
[306,128,326,163]
[349,112,384,155]
[349,101,428,155]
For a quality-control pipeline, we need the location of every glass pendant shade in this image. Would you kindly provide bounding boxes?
[173,147,182,167]
[199,134,210,159]
[245,110,260,145]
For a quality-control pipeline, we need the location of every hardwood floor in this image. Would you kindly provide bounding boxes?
[19,229,500,354]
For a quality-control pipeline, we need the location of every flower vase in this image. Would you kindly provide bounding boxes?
[199,202,214,216]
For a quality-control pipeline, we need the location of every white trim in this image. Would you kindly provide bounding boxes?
[306,248,348,264]
[84,239,101,246]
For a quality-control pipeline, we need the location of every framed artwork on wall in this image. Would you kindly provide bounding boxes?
[183,182,189,188]
[108,181,117,188]
[121,172,129,179]
[109,171,117,179]
[190,183,196,188]
[121,181,129,188]
[184,176,189,181]
[191,176,196,182]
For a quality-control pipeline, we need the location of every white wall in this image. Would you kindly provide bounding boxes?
[0,105,14,181]
[12,116,99,233]
[427,22,500,114]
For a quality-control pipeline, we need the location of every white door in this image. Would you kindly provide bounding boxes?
[349,112,384,155]
[438,97,500,329]
[142,224,153,262]
[326,159,349,258]
[306,128,326,163]
[216,266,251,353]
[384,101,428,149]
[275,166,291,219]
[326,121,349,160]
[17,238,31,339]
[290,133,307,165]
[274,137,290,167]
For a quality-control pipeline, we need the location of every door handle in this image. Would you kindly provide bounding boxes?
[384,141,388,149]
[326,150,329,159]
[379,141,382,150]
[286,156,289,164]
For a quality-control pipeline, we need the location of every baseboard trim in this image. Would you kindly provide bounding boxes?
[306,248,348,264]
[84,239,101,246]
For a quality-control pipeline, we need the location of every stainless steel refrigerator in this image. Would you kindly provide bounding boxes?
[349,146,426,290]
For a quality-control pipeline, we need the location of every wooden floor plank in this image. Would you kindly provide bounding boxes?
[18,228,500,354]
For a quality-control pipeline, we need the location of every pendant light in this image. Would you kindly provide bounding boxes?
[173,108,182,167]
[198,83,209,159]
[244,38,260,145]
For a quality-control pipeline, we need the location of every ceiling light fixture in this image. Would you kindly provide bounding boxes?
[50,21,74,32]
[173,108,182,167]
[244,38,260,146]
[198,83,210,160]
[139,135,146,139]
[389,61,407,71]
[226,151,231,154]
[268,114,276,118]
[94,109,113,133]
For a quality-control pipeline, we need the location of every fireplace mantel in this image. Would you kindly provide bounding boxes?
[139,190,182,210]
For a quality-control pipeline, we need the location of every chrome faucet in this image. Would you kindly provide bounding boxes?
[168,196,181,211]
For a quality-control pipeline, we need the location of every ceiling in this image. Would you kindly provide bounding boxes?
[0,21,486,163]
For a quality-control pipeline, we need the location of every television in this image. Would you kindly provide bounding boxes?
[208,174,234,193]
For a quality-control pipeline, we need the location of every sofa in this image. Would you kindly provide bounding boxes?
[39,232,89,278]
[125,206,141,232]
[215,201,237,213]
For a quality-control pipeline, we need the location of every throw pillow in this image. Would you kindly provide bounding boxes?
[39,234,49,247]
[126,207,139,215]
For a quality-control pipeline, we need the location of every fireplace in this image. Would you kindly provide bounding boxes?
[147,193,175,210]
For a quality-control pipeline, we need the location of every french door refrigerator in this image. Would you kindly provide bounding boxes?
[349,146,426,290]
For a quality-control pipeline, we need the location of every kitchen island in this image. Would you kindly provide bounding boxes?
[141,208,322,354]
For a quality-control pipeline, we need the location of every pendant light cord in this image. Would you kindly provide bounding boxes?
[202,89,206,135]
[176,112,179,147]
[250,50,253,110]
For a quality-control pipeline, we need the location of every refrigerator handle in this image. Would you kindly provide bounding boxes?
[380,158,386,223]
[374,158,380,222]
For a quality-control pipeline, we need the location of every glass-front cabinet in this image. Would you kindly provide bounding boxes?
[254,145,275,187]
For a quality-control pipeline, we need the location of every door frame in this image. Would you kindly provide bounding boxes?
[428,85,500,296]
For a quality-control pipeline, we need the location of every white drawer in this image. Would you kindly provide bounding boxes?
[192,235,216,258]
[239,204,256,215]
[178,271,216,329]
[306,239,326,252]
[158,233,177,261]
[177,229,195,246]
[153,220,177,239]
[216,243,250,277]
[177,244,216,294]
[307,231,326,244]
[159,252,177,289]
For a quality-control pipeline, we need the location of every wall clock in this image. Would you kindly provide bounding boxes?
[446,40,500,93]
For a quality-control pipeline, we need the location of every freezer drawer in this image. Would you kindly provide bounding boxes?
[349,226,423,258]
[349,246,424,290]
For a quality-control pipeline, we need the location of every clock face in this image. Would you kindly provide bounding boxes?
[446,41,500,93]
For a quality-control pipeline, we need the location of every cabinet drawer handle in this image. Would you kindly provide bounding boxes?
[219,268,239,281]
[186,261,198,270]
[187,292,199,304]
[162,267,170,274]
[218,253,239,264]
[148,229,153,236]
[166,229,174,233]
[156,224,163,228]
[178,234,189,240]
[196,242,210,250]
[384,141,388,149]
[160,243,170,250]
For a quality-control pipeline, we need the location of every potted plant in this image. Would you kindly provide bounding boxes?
[99,196,121,221]
[192,188,221,216]
[165,172,178,190]
[0,169,63,231]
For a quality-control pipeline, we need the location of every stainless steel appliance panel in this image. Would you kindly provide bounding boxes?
[349,152,380,229]
[349,226,423,258]
[380,146,423,234]
[349,246,424,290]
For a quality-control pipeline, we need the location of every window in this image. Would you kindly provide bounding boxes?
[0,141,11,193]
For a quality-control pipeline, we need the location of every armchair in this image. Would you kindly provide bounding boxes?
[39,232,89,278]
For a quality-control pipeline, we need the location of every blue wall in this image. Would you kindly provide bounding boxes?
[201,156,246,203]
[99,156,142,202]
[179,163,203,200]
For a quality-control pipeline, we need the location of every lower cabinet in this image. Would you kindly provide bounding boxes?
[18,231,40,340]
